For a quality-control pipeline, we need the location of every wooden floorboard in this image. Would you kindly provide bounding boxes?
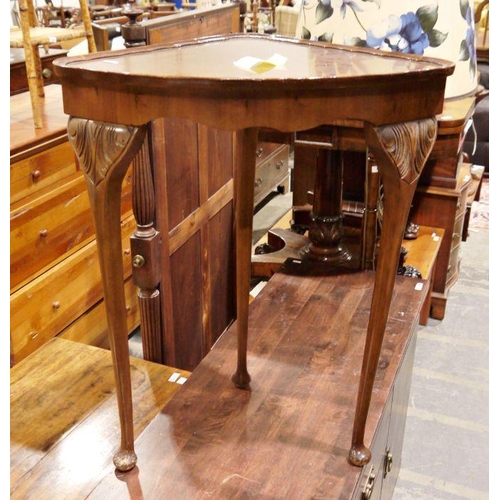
[10,338,190,500]
[89,265,427,499]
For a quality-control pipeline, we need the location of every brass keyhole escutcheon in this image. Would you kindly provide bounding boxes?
[362,466,376,500]
[132,255,146,268]
[384,448,393,477]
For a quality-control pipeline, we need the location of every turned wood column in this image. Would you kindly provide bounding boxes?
[129,128,164,364]
[67,117,147,473]
[301,148,352,263]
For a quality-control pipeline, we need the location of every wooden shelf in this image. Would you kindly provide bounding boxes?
[403,225,444,325]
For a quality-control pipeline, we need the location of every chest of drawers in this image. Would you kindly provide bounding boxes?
[10,86,140,365]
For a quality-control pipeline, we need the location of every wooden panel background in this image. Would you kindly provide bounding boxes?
[151,116,235,371]
[145,4,240,46]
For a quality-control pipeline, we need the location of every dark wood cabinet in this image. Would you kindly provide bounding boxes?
[408,97,481,319]
[10,47,68,96]
[409,163,471,319]
[87,268,425,498]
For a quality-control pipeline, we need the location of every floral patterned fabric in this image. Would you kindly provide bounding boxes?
[295,0,477,98]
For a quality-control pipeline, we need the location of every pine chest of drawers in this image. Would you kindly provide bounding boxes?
[10,86,140,365]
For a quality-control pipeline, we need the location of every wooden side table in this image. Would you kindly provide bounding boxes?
[54,34,453,471]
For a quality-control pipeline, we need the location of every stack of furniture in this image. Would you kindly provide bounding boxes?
[9,5,457,496]
[10,3,291,372]
[10,0,96,128]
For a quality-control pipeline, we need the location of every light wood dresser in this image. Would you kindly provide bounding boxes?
[10,85,141,365]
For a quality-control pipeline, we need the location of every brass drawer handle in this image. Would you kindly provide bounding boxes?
[42,68,52,79]
[256,147,264,158]
[362,466,376,499]
[384,448,393,477]
[254,177,263,188]
[275,160,284,170]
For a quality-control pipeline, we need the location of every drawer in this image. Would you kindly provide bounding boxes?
[255,142,284,163]
[59,276,140,350]
[10,169,133,291]
[10,140,78,204]
[455,191,467,217]
[446,244,461,286]
[254,144,290,206]
[10,212,137,365]
[11,173,93,291]
[453,210,466,239]
[10,47,68,96]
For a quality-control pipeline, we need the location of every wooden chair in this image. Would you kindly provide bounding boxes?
[10,0,96,128]
[474,0,489,61]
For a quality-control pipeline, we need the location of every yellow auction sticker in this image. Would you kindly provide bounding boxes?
[250,61,277,73]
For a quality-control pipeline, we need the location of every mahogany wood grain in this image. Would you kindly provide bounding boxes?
[150,117,236,369]
[10,338,190,500]
[144,4,240,46]
[54,34,453,470]
[87,270,426,499]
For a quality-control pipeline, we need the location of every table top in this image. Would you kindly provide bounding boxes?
[56,34,452,82]
[54,34,455,131]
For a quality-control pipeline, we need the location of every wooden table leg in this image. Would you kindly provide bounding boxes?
[231,128,259,390]
[68,117,147,472]
[349,118,437,466]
